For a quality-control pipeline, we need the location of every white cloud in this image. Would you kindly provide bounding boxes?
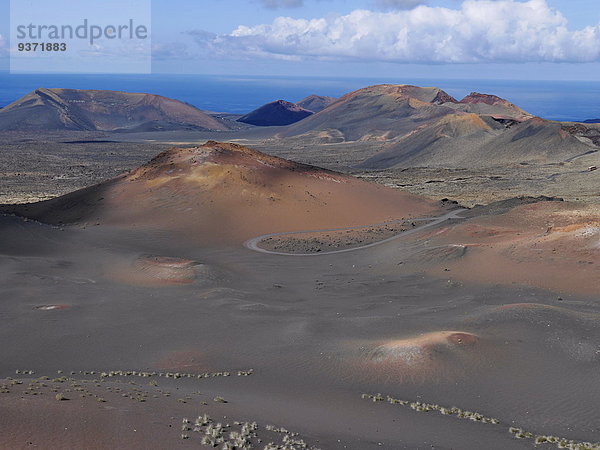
[190,0,600,64]
[261,0,304,9]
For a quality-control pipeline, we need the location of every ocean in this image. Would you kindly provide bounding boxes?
[0,72,598,122]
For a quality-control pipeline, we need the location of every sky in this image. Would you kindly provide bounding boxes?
[1,0,599,79]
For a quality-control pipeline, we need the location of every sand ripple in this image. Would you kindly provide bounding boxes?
[107,254,209,286]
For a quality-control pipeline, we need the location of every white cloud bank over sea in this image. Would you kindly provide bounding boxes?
[190,0,600,64]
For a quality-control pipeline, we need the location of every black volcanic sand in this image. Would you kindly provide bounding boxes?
[0,131,172,204]
[1,213,599,449]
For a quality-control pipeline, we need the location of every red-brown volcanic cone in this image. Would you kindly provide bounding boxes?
[3,141,440,245]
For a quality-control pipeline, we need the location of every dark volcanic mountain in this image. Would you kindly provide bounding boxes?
[296,94,337,113]
[0,88,229,132]
[237,100,313,126]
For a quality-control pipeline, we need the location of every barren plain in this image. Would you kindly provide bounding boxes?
[1,84,599,450]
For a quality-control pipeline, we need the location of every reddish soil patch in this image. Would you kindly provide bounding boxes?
[427,201,600,295]
[154,350,208,373]
[446,332,478,346]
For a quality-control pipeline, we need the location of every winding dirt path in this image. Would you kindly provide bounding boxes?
[244,208,467,256]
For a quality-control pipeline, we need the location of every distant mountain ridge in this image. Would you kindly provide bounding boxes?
[359,115,595,169]
[451,92,532,121]
[2,83,598,170]
[296,94,337,113]
[280,84,533,141]
[0,88,230,132]
[272,83,600,168]
[280,85,461,141]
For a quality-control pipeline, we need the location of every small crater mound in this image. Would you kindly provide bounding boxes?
[107,254,214,286]
[132,255,201,284]
[34,304,70,311]
[446,332,478,346]
[370,331,479,362]
[360,331,484,382]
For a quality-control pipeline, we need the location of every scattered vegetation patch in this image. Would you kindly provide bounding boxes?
[183,413,321,449]
[362,393,499,424]
[1,367,253,406]
[508,427,600,450]
[362,393,600,450]
[97,368,253,380]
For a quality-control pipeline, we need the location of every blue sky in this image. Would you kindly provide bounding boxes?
[149,0,600,35]
[1,0,599,79]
